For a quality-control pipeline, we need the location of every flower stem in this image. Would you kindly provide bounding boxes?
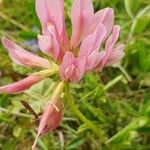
[65,83,105,143]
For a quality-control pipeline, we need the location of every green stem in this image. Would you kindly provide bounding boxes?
[0,11,30,31]
[118,64,132,82]
[124,0,135,20]
[65,83,104,143]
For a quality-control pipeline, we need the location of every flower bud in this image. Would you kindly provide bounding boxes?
[32,97,62,150]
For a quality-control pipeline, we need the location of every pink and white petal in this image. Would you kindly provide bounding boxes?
[79,23,106,57]
[45,0,66,37]
[92,8,114,37]
[85,50,103,70]
[36,0,69,46]
[94,51,106,71]
[45,0,69,48]
[47,23,58,38]
[65,65,79,82]
[101,25,121,67]
[52,34,60,60]
[0,75,43,94]
[59,52,75,80]
[75,56,86,81]
[36,0,49,35]
[105,25,121,51]
[114,44,125,52]
[46,24,60,60]
[60,52,75,69]
[70,0,94,49]
[38,34,53,54]
[2,37,51,69]
[106,44,125,66]
[106,51,124,66]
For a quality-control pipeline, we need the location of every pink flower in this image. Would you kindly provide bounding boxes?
[0,0,125,90]
[0,0,125,149]
[34,0,124,81]
[32,97,62,150]
[60,52,86,82]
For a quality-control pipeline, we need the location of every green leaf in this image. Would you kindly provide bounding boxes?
[106,117,149,144]
[134,15,150,34]
[18,31,38,39]
[77,123,89,134]
[124,0,140,19]
[26,78,54,97]
[12,63,34,75]
[66,138,85,150]
[82,101,107,123]
[104,75,123,91]
[0,94,9,108]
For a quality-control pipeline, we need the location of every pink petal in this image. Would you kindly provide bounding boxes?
[105,25,121,51]
[101,25,121,67]
[60,52,86,82]
[38,34,53,54]
[35,0,49,35]
[79,23,106,57]
[38,32,60,60]
[93,51,105,71]
[2,37,51,69]
[52,35,61,60]
[64,65,79,82]
[79,23,106,70]
[106,44,125,66]
[85,50,103,70]
[36,0,69,48]
[45,0,64,34]
[75,56,86,81]
[0,75,43,94]
[45,0,68,42]
[59,52,75,80]
[92,8,114,38]
[47,23,61,60]
[70,0,94,49]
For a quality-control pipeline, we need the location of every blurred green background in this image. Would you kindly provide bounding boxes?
[0,0,150,149]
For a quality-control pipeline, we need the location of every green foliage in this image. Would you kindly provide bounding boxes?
[0,0,150,150]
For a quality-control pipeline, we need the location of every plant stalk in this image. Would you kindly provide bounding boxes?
[65,82,105,143]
